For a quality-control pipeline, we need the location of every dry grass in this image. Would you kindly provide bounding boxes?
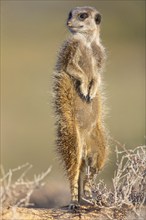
[0,163,51,208]
[1,143,146,219]
[91,141,146,219]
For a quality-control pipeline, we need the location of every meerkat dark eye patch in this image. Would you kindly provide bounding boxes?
[95,13,101,24]
[78,13,88,21]
[68,11,72,20]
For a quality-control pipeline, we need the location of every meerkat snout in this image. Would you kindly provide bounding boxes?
[67,20,72,27]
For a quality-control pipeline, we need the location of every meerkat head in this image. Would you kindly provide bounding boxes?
[66,6,101,36]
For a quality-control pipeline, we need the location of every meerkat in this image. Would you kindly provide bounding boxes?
[53,6,109,209]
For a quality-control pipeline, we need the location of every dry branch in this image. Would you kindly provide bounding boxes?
[1,145,146,220]
[0,164,51,208]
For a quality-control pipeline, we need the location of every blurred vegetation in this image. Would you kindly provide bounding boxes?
[1,1,145,184]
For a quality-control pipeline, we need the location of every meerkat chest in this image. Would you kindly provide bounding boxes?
[78,44,97,77]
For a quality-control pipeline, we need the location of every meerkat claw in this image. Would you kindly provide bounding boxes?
[87,95,90,102]
[86,94,92,102]
[69,202,80,211]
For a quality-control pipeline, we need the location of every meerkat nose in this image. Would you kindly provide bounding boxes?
[67,21,72,27]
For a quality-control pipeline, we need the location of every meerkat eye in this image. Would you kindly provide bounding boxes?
[68,11,72,20]
[78,13,88,21]
[95,13,101,24]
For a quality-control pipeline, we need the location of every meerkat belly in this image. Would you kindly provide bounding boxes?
[78,48,95,80]
[74,95,99,131]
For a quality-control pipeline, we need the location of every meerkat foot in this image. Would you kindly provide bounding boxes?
[69,201,80,211]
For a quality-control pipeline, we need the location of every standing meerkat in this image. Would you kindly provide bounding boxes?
[53,6,109,209]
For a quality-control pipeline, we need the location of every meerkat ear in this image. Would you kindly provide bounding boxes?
[95,13,101,25]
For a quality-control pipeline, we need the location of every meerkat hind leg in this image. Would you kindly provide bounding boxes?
[68,158,82,210]
[68,148,82,210]
[69,182,80,210]
[78,167,94,206]
[83,167,95,197]
[83,155,99,204]
[77,160,95,206]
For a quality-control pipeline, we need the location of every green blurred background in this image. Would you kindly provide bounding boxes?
[1,0,145,185]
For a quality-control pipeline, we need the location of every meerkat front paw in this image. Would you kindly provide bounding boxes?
[80,80,89,98]
[88,79,98,101]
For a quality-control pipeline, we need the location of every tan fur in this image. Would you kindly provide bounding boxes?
[53,6,109,209]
